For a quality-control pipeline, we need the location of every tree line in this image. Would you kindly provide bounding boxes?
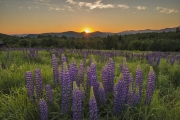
[0,30,180,51]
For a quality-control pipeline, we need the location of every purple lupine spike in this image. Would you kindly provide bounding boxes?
[52,54,59,87]
[113,76,126,116]
[45,84,53,103]
[130,73,135,91]
[133,85,141,104]
[90,62,97,78]
[122,61,131,103]
[86,66,91,90]
[61,54,67,70]
[89,86,98,120]
[39,99,48,120]
[113,83,119,116]
[136,65,143,98]
[98,82,106,105]
[90,62,99,100]
[79,60,84,86]
[25,71,34,98]
[72,81,82,120]
[108,58,115,92]
[80,84,86,100]
[102,58,114,93]
[61,54,67,64]
[102,65,108,94]
[91,75,99,100]
[61,62,72,114]
[35,68,43,98]
[70,58,79,85]
[58,71,62,85]
[145,66,156,105]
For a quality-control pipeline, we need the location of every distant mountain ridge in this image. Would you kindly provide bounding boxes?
[8,26,180,38]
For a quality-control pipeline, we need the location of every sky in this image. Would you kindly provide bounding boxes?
[0,0,180,34]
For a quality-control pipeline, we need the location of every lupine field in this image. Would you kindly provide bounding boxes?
[0,48,180,120]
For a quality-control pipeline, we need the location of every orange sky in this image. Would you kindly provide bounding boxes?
[0,0,180,34]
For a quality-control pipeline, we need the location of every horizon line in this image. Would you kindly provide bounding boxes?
[2,26,180,35]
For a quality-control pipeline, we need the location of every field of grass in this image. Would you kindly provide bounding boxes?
[0,48,180,120]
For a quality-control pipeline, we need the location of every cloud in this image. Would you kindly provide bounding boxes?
[118,4,129,9]
[32,0,130,11]
[135,6,147,10]
[49,7,61,11]
[67,0,115,10]
[155,7,178,13]
[66,0,76,5]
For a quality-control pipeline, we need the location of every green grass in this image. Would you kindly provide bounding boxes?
[0,49,180,120]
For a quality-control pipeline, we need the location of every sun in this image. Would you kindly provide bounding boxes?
[81,27,93,33]
[85,29,90,33]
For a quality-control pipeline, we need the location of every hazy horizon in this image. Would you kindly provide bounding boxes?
[0,0,180,34]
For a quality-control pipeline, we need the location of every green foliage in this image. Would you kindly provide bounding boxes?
[0,50,180,120]
[1,32,180,51]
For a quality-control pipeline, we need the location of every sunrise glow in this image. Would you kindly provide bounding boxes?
[0,0,179,34]
[84,29,90,33]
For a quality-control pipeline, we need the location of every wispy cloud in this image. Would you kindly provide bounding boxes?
[155,7,178,13]
[49,7,63,11]
[67,0,115,10]
[118,4,129,9]
[9,0,131,12]
[135,6,147,10]
[66,0,76,5]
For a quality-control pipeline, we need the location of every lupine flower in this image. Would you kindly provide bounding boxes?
[108,58,115,92]
[25,71,34,98]
[98,82,106,105]
[113,83,119,116]
[61,54,67,64]
[86,66,91,90]
[69,58,79,85]
[102,58,114,94]
[61,62,72,114]
[89,86,98,120]
[61,54,67,70]
[91,75,99,100]
[58,71,62,85]
[136,65,143,97]
[72,81,82,120]
[145,66,156,105]
[102,66,108,94]
[90,62,99,100]
[133,86,140,104]
[80,84,86,100]
[39,99,48,120]
[113,78,126,116]
[79,60,84,86]
[45,84,53,103]
[35,68,43,98]
[52,54,59,87]
[122,62,131,103]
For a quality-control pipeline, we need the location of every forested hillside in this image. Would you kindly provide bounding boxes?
[1,30,180,51]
